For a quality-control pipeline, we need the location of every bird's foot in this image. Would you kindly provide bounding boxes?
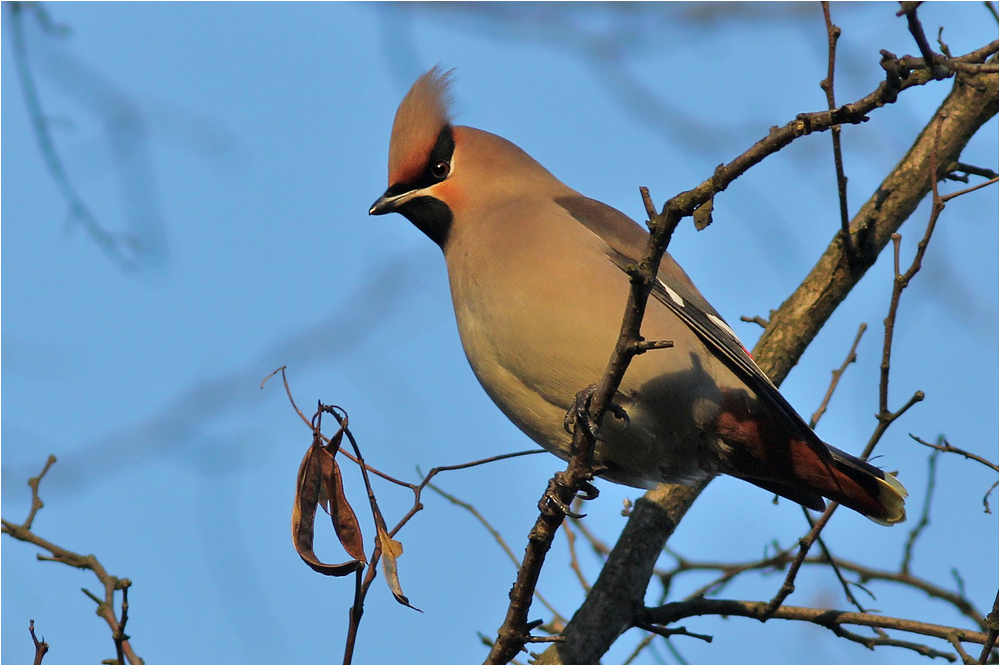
[563,384,600,438]
[542,487,587,519]
[563,385,630,439]
[541,478,599,519]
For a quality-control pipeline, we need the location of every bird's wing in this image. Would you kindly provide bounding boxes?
[555,195,829,454]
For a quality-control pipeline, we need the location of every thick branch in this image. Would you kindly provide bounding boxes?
[753,66,998,385]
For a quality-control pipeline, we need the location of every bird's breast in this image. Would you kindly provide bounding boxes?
[440,201,739,487]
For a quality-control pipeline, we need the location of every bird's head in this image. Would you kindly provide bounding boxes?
[370,67,567,249]
[369,67,457,247]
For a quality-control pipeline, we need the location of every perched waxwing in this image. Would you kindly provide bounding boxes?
[370,67,907,524]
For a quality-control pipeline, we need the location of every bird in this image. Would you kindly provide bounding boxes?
[369,67,907,525]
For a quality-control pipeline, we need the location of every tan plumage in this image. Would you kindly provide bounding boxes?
[388,67,453,187]
[370,68,907,524]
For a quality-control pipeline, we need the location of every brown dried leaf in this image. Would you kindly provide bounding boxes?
[320,446,367,563]
[291,442,364,577]
[377,520,420,611]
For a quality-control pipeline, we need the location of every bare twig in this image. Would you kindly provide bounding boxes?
[563,518,591,594]
[898,2,942,75]
[662,545,988,630]
[984,482,999,514]
[910,435,1000,472]
[806,509,872,612]
[763,115,954,616]
[819,2,853,257]
[425,480,567,625]
[986,1,1000,23]
[950,161,999,180]
[739,314,769,328]
[2,459,144,664]
[763,503,838,615]
[646,598,990,658]
[901,449,940,575]
[810,322,867,428]
[636,622,713,644]
[942,175,999,201]
[29,620,49,666]
[864,110,951,457]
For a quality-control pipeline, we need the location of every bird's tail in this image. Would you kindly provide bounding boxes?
[822,444,908,525]
[734,437,908,525]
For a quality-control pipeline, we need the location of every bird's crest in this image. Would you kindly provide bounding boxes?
[388,66,454,187]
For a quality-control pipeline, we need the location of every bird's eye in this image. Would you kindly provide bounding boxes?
[431,160,450,179]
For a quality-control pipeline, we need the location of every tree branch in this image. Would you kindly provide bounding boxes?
[2,459,144,665]
[534,44,997,666]
[645,598,989,658]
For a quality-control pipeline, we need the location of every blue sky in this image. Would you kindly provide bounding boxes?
[3,3,997,664]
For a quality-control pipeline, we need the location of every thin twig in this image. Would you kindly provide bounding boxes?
[662,546,988,630]
[767,117,950,610]
[942,175,999,201]
[2,460,143,664]
[865,111,949,458]
[901,449,940,575]
[739,315,769,328]
[563,518,592,594]
[425,480,567,625]
[763,502,838,615]
[984,482,998,515]
[810,322,867,428]
[910,435,999,472]
[647,598,990,657]
[806,508,871,612]
[819,2,853,258]
[899,2,942,74]
[29,620,49,666]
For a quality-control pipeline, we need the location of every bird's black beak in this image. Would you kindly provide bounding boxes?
[369,190,406,216]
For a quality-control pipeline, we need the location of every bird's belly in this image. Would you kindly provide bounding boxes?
[450,269,738,488]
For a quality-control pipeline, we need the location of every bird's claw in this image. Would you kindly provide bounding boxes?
[576,480,600,501]
[609,402,630,431]
[563,385,630,440]
[563,384,603,439]
[542,489,587,519]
